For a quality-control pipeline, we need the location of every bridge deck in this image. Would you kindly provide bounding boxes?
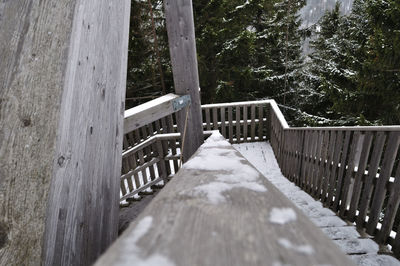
[97,133,354,266]
[234,141,400,266]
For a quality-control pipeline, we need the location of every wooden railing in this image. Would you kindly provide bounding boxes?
[122,97,400,259]
[201,100,271,143]
[269,101,400,258]
[120,100,273,203]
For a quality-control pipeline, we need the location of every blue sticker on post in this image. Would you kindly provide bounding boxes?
[172,95,191,111]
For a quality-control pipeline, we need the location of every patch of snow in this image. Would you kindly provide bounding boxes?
[351,254,400,266]
[121,216,175,266]
[235,0,250,10]
[333,239,379,254]
[194,181,266,204]
[310,216,346,227]
[321,226,360,240]
[183,131,267,204]
[277,238,314,255]
[269,208,297,225]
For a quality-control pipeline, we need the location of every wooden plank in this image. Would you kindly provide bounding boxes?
[228,106,233,143]
[155,119,161,134]
[306,131,318,193]
[164,0,204,161]
[131,153,142,189]
[378,162,400,243]
[320,131,335,202]
[315,131,330,199]
[326,131,344,207]
[205,108,211,131]
[121,157,160,181]
[339,132,361,217]
[243,105,248,141]
[221,107,226,138]
[356,132,386,227]
[332,131,352,211]
[161,117,168,134]
[212,108,218,130]
[366,132,400,234]
[250,105,256,141]
[236,106,241,143]
[138,149,150,185]
[258,105,264,140]
[347,132,373,222]
[124,94,190,134]
[97,139,354,266]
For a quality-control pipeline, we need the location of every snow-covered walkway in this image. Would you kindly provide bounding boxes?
[234,142,400,266]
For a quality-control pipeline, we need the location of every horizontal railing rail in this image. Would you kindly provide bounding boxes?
[122,97,400,259]
[269,100,400,259]
[120,131,213,203]
[201,100,272,143]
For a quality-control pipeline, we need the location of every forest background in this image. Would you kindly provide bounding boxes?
[126,0,400,126]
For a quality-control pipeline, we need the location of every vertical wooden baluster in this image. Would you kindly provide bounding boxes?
[366,132,400,234]
[228,106,233,143]
[155,119,161,135]
[123,135,129,151]
[315,131,329,199]
[213,107,218,131]
[300,131,311,189]
[378,161,400,244]
[170,138,179,173]
[296,131,305,186]
[148,142,157,180]
[332,131,352,211]
[339,132,361,217]
[134,129,141,145]
[306,131,315,190]
[326,131,344,207]
[258,105,264,141]
[131,153,141,190]
[156,139,168,180]
[161,117,168,134]
[205,108,211,131]
[243,105,248,142]
[250,104,256,141]
[236,106,241,143]
[162,139,172,176]
[138,149,150,186]
[310,131,322,196]
[322,131,337,203]
[221,107,226,138]
[167,114,174,133]
[347,132,373,221]
[148,122,154,136]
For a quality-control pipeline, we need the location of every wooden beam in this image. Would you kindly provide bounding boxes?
[0,1,130,265]
[95,133,355,266]
[164,0,204,161]
[124,93,191,134]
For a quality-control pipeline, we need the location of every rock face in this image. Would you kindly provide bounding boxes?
[299,0,354,54]
[300,0,354,29]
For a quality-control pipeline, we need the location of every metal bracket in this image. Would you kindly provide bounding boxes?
[172,95,191,111]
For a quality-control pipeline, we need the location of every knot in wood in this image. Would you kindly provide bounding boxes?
[57,156,65,167]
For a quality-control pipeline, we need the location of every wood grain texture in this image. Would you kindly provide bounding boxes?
[96,139,354,266]
[164,0,203,161]
[0,0,130,265]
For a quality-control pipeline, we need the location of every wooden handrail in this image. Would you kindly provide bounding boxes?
[122,97,400,259]
[124,93,190,134]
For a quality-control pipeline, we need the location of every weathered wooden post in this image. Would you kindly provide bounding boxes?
[164,0,204,162]
[0,1,130,265]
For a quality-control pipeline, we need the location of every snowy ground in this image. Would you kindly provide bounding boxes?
[233,142,400,266]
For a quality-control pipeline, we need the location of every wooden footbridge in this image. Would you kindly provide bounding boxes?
[1,0,400,265]
[97,96,400,265]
